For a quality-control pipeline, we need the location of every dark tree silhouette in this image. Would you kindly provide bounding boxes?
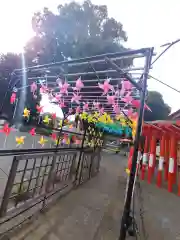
[144,91,171,121]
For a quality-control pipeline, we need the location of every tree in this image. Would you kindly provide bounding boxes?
[0,53,21,119]
[25,0,130,64]
[25,0,132,111]
[144,91,171,121]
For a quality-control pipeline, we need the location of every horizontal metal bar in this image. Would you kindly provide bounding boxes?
[0,147,87,157]
[28,76,140,83]
[61,90,139,94]
[14,48,150,72]
[17,67,145,81]
[58,95,138,98]
[15,151,77,161]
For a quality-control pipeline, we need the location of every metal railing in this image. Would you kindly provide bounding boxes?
[0,147,101,237]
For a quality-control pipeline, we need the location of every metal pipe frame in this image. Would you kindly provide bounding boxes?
[0,47,151,167]
[119,47,154,240]
[14,48,151,72]
[16,67,147,78]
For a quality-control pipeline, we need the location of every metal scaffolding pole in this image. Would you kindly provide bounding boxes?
[118,48,154,240]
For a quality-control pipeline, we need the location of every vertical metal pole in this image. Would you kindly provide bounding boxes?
[119,48,154,240]
[75,128,87,184]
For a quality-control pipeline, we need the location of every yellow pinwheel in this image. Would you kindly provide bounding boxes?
[66,138,70,145]
[80,112,88,120]
[38,136,48,147]
[16,136,25,146]
[23,108,30,118]
[87,114,95,123]
[59,120,63,128]
[43,115,51,124]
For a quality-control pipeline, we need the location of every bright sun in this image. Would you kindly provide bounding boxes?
[0,0,61,53]
[0,2,36,53]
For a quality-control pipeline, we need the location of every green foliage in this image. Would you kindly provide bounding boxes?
[144,91,171,121]
[27,0,128,63]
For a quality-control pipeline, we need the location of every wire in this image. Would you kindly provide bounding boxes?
[151,38,180,66]
[149,75,180,94]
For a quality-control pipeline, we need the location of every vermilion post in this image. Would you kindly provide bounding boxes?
[168,136,176,192]
[173,138,177,184]
[141,135,149,180]
[157,135,165,187]
[164,137,169,181]
[148,135,156,183]
[127,146,134,173]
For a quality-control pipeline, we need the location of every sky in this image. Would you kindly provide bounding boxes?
[0,0,180,113]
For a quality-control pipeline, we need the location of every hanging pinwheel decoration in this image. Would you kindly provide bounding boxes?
[38,136,48,147]
[0,124,13,136]
[29,128,36,136]
[51,132,57,142]
[43,115,51,125]
[16,136,25,147]
[0,124,13,148]
[29,128,36,148]
[98,78,114,95]
[23,108,30,119]
[10,92,16,104]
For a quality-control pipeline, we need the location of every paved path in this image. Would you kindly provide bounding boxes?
[10,153,180,240]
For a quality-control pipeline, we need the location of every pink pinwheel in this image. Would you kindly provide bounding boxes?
[121,92,133,104]
[0,124,12,136]
[71,93,81,104]
[30,82,37,93]
[122,80,132,91]
[40,85,48,94]
[107,95,116,105]
[76,106,81,114]
[93,101,100,110]
[10,93,16,104]
[83,102,89,111]
[59,81,70,95]
[131,99,151,111]
[51,133,57,141]
[51,113,56,120]
[36,105,44,113]
[99,107,104,115]
[98,78,114,95]
[29,128,36,136]
[73,77,84,91]
[55,93,62,102]
[59,99,66,108]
